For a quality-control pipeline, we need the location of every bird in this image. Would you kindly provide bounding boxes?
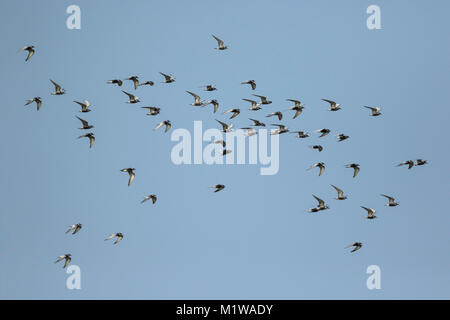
[307,162,325,176]
[361,206,377,219]
[203,100,219,113]
[270,124,288,135]
[66,224,82,235]
[212,184,225,192]
[139,81,154,87]
[316,128,331,138]
[242,99,262,111]
[415,159,427,166]
[24,97,42,111]
[212,35,228,50]
[124,76,139,90]
[223,108,240,119]
[105,233,124,244]
[76,116,94,130]
[200,84,217,91]
[252,94,272,105]
[285,100,305,119]
[331,185,347,200]
[240,127,257,136]
[345,163,360,178]
[74,100,92,113]
[266,112,283,121]
[397,160,414,169]
[141,194,157,204]
[77,133,95,148]
[50,79,65,95]
[249,118,265,127]
[216,119,233,132]
[154,120,172,133]
[241,80,256,90]
[160,72,175,83]
[337,134,349,142]
[186,91,204,106]
[220,149,232,156]
[364,106,382,116]
[290,131,309,138]
[122,90,140,103]
[120,168,136,186]
[141,106,160,116]
[107,79,123,86]
[381,194,399,207]
[322,99,341,111]
[309,145,323,152]
[55,254,72,268]
[345,242,362,253]
[19,45,35,61]
[308,195,329,212]
[212,140,226,147]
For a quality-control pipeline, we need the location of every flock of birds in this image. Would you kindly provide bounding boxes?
[19,34,428,270]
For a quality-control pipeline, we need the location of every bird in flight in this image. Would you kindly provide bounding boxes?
[212,184,225,192]
[364,106,382,116]
[74,100,92,113]
[249,118,265,127]
[307,162,325,176]
[105,233,124,245]
[223,108,241,119]
[397,160,414,169]
[241,80,256,90]
[200,84,217,91]
[107,79,123,86]
[252,94,272,105]
[216,119,233,132]
[212,35,228,50]
[220,149,232,156]
[290,131,309,138]
[120,168,136,186]
[415,159,427,166]
[160,72,175,83]
[55,254,72,268]
[186,91,204,106]
[124,76,139,90]
[337,134,349,142]
[240,127,257,136]
[286,99,305,119]
[19,45,35,61]
[308,195,329,212]
[331,185,347,200]
[66,224,82,235]
[76,116,94,130]
[203,100,219,113]
[141,194,157,204]
[139,81,154,87]
[271,124,288,135]
[242,99,262,111]
[345,242,362,253]
[141,106,160,116]
[322,99,341,111]
[50,79,65,95]
[309,145,323,152]
[361,206,377,219]
[122,90,140,103]
[77,133,95,148]
[316,128,331,138]
[345,163,360,178]
[266,112,283,121]
[381,194,399,207]
[211,140,226,147]
[154,120,172,133]
[25,97,42,111]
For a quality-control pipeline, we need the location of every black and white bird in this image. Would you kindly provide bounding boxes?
[364,106,382,116]
[160,72,175,83]
[120,168,136,186]
[216,119,233,132]
[397,160,414,169]
[105,233,124,244]
[307,162,325,176]
[309,145,323,152]
[249,118,265,127]
[139,81,154,87]
[415,159,427,166]
[266,112,283,121]
[141,106,160,116]
[122,90,140,103]
[381,194,399,207]
[50,79,65,95]
[186,91,204,106]
[220,149,232,156]
[200,84,217,91]
[361,206,377,219]
[66,224,82,235]
[331,185,347,200]
[203,100,219,113]
[124,76,139,90]
[308,195,329,212]
[141,194,157,204]
[252,94,272,105]
[25,97,42,111]
[345,163,360,178]
[316,128,331,138]
[211,140,226,147]
[345,242,362,253]
[242,99,262,111]
[212,35,228,50]
[322,99,341,111]
[55,254,72,268]
[270,124,288,135]
[76,116,94,130]
[107,79,123,86]
[241,80,256,90]
[290,131,309,138]
[212,184,225,192]
[285,99,305,119]
[77,133,95,148]
[74,100,92,113]
[223,108,240,119]
[240,127,257,136]
[19,45,35,61]
[154,120,172,133]
[337,134,349,142]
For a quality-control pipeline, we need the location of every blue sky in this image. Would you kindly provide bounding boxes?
[0,0,449,299]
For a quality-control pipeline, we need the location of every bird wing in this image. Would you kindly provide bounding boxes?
[76,116,89,127]
[312,195,325,207]
[212,34,224,46]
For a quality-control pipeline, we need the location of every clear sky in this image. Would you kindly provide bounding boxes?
[0,0,449,299]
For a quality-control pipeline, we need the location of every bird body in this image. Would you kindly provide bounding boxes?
[77,133,95,148]
[120,168,136,186]
[345,163,360,178]
[50,79,65,95]
[105,233,124,244]
[154,120,171,133]
[25,97,42,111]
[307,162,325,176]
